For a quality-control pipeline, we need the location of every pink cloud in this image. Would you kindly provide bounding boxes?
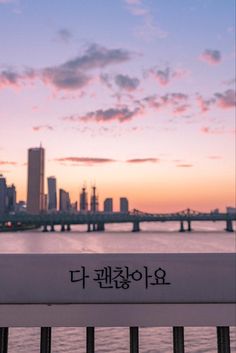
[32,125,54,132]
[176,164,193,168]
[126,158,159,163]
[0,160,17,166]
[171,68,190,80]
[148,67,189,86]
[201,126,234,135]
[55,157,116,166]
[208,155,222,160]
[149,67,170,86]
[214,89,235,109]
[0,70,21,90]
[144,92,189,115]
[115,74,140,91]
[201,127,213,134]
[196,95,215,113]
[173,105,189,115]
[196,90,235,113]
[0,44,134,92]
[200,49,221,65]
[0,69,36,90]
[64,106,143,123]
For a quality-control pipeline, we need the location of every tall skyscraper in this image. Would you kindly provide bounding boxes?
[7,184,16,213]
[48,176,57,210]
[104,198,113,213]
[80,186,88,212]
[27,146,45,214]
[120,197,129,213]
[90,186,99,212]
[59,189,71,212]
[0,175,7,215]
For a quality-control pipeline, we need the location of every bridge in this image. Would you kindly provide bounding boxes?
[0,208,235,232]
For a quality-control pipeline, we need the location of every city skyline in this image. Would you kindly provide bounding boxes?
[0,144,234,214]
[0,0,235,212]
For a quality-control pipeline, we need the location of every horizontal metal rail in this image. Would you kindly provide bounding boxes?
[0,326,232,353]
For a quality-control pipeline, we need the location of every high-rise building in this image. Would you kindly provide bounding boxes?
[7,184,16,213]
[0,175,7,215]
[104,198,113,213]
[27,146,45,214]
[59,189,71,212]
[80,186,88,212]
[48,176,57,210]
[90,186,99,212]
[120,197,129,213]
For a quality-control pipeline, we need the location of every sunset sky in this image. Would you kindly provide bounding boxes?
[0,0,235,212]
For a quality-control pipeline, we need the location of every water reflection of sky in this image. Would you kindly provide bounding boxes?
[0,222,235,253]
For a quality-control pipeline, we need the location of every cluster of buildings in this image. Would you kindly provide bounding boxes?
[0,176,16,215]
[0,146,129,215]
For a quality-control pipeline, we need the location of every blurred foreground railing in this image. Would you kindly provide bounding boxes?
[0,253,235,353]
[0,323,233,353]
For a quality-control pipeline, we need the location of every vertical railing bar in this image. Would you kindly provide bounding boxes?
[0,328,8,353]
[86,327,95,353]
[173,327,185,353]
[217,326,231,353]
[130,327,139,353]
[40,327,51,353]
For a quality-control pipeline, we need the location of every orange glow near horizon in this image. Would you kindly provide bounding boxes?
[11,157,235,213]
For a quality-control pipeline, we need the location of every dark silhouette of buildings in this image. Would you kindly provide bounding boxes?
[90,186,99,212]
[59,188,71,211]
[104,198,113,212]
[0,146,133,216]
[48,176,57,211]
[120,197,129,213]
[0,176,16,215]
[7,184,16,213]
[80,186,88,212]
[27,146,45,214]
[0,175,7,215]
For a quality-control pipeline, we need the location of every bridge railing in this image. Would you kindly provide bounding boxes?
[0,253,235,353]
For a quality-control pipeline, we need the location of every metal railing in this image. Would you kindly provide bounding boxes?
[0,325,232,353]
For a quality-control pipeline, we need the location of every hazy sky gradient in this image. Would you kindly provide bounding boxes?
[0,0,235,212]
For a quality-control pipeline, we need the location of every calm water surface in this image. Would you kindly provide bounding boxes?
[1,222,235,352]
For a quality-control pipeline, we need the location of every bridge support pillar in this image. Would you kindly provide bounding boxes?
[87,223,91,232]
[179,221,185,232]
[50,224,55,232]
[66,224,71,231]
[187,220,192,232]
[97,222,105,232]
[132,221,140,232]
[226,219,233,232]
[43,224,48,232]
[61,224,65,232]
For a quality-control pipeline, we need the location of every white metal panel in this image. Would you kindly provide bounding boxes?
[0,304,235,327]
[0,253,235,304]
